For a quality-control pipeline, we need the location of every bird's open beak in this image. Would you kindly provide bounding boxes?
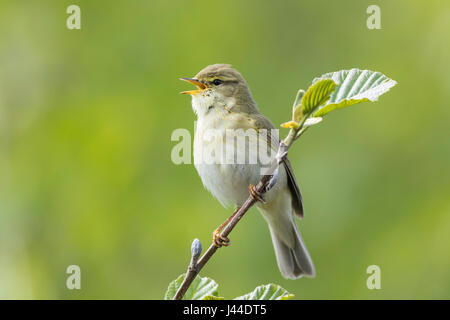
[180,78,207,95]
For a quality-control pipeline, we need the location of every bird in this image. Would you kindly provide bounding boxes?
[180,64,315,279]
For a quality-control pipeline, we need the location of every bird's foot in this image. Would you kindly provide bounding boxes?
[249,184,266,204]
[212,229,230,248]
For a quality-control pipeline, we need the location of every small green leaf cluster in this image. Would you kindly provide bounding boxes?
[284,68,397,131]
[165,274,294,300]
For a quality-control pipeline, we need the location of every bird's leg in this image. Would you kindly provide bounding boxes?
[265,168,279,193]
[212,207,240,247]
[249,184,266,204]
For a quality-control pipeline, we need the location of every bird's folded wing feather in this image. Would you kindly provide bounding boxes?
[283,157,304,218]
[251,114,304,219]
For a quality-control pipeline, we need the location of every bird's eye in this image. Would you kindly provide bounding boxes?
[212,79,222,86]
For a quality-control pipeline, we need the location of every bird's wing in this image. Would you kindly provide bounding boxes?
[282,157,304,219]
[251,113,304,219]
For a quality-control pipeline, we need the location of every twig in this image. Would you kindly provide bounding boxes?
[173,239,202,300]
[173,124,309,300]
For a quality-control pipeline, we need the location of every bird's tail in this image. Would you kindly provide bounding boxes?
[267,218,315,279]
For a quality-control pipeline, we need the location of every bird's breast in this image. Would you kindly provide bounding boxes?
[193,116,262,207]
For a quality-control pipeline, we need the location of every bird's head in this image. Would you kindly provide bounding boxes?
[180,64,258,116]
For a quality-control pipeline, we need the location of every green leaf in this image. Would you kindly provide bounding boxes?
[304,117,323,127]
[164,274,185,300]
[292,89,305,122]
[312,68,397,117]
[233,284,294,300]
[202,295,225,300]
[164,274,219,300]
[292,89,305,109]
[301,79,337,115]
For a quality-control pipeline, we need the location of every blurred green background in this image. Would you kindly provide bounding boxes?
[1,0,449,299]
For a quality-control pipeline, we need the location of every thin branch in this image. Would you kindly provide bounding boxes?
[173,239,202,300]
[173,124,307,300]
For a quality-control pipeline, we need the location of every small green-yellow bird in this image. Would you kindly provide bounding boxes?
[181,64,315,279]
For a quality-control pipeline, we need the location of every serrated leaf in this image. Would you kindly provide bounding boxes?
[164,274,219,300]
[301,79,337,115]
[233,284,294,300]
[164,274,185,300]
[312,68,397,117]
